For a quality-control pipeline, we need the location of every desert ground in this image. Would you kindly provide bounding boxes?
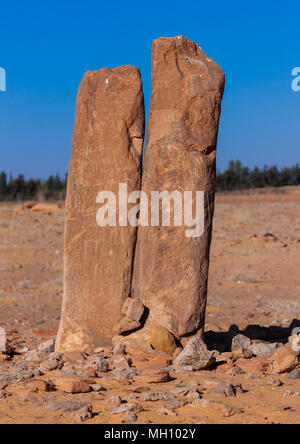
[0,187,299,424]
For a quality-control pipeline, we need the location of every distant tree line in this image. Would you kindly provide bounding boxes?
[0,161,299,200]
[216,161,300,191]
[0,172,67,201]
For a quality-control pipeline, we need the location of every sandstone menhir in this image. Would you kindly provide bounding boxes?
[132,36,225,340]
[56,66,144,352]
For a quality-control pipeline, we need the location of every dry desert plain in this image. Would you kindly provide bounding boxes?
[0,186,299,424]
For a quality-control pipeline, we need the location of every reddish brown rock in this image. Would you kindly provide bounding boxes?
[56,66,144,352]
[134,368,171,384]
[235,356,270,373]
[30,203,59,214]
[132,36,224,340]
[132,357,173,370]
[22,379,53,393]
[54,377,93,394]
[270,343,300,374]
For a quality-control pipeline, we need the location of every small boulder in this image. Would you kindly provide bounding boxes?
[209,382,236,398]
[110,402,144,415]
[87,356,109,373]
[72,405,93,422]
[249,342,281,356]
[173,336,215,370]
[191,399,243,417]
[143,391,174,402]
[38,339,55,354]
[113,323,177,355]
[236,356,269,373]
[123,411,138,422]
[135,368,171,384]
[110,354,132,370]
[22,379,53,392]
[39,360,60,373]
[231,334,251,352]
[166,398,187,410]
[270,343,300,374]
[90,383,106,393]
[105,394,122,406]
[54,377,91,394]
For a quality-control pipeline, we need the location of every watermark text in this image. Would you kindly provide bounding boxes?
[291,67,300,92]
[0,67,6,92]
[96,183,205,238]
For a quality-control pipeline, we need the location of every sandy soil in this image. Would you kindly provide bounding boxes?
[0,187,299,424]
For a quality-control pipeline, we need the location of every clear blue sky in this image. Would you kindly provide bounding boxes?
[0,0,299,179]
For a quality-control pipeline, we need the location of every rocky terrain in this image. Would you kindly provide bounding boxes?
[0,187,299,424]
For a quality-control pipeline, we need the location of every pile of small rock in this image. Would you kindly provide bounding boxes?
[0,323,299,423]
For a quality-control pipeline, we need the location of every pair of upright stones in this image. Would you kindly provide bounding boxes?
[56,36,225,353]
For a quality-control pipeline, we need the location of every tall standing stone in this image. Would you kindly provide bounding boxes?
[56,66,144,352]
[132,37,225,341]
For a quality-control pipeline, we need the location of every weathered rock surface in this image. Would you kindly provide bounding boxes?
[56,66,144,352]
[39,359,60,373]
[192,399,243,417]
[38,339,55,354]
[110,402,144,415]
[46,401,89,412]
[132,36,225,339]
[87,356,109,373]
[54,377,92,393]
[22,379,53,392]
[134,368,171,384]
[270,343,300,374]
[231,334,251,351]
[115,318,141,335]
[113,323,177,355]
[288,369,300,379]
[72,404,93,422]
[173,336,215,370]
[235,356,270,373]
[249,342,281,356]
[143,391,174,402]
[121,298,145,322]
